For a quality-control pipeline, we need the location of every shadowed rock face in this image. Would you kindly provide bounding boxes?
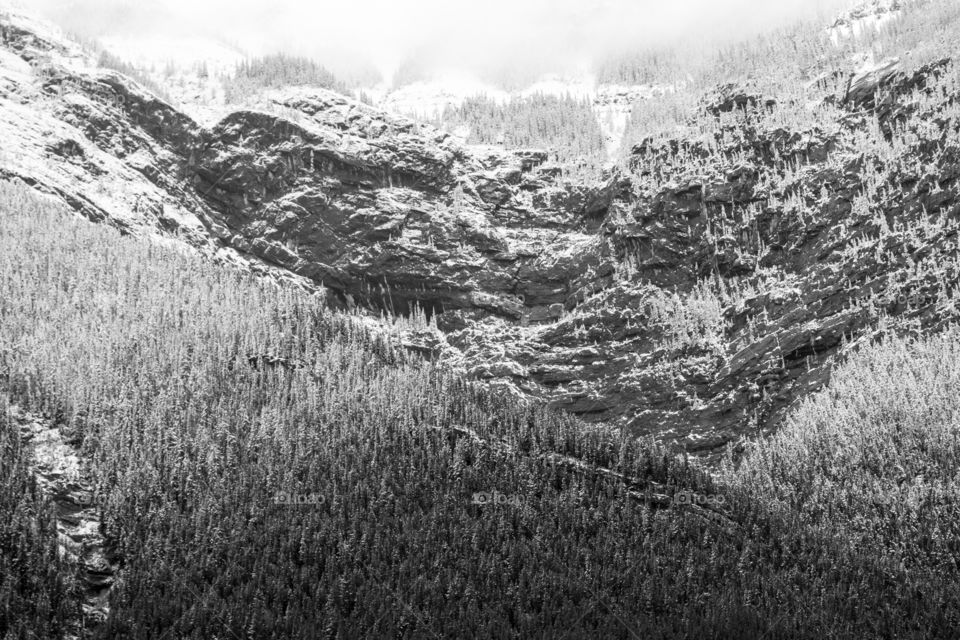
[4,9,960,459]
[185,90,627,320]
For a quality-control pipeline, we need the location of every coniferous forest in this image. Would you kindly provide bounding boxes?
[439,94,606,163]
[3,0,960,638]
[224,54,347,103]
[1,180,958,638]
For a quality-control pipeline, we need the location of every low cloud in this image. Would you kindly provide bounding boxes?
[25,0,855,83]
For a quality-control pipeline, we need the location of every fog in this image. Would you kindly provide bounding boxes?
[23,0,855,84]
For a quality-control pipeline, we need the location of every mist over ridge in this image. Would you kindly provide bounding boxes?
[22,0,855,86]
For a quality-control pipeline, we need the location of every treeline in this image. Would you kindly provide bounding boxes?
[595,49,685,86]
[94,50,176,105]
[440,93,606,162]
[390,56,430,90]
[224,53,346,103]
[614,0,960,155]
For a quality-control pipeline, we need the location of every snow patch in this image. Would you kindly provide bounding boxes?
[828,0,910,44]
[98,35,245,75]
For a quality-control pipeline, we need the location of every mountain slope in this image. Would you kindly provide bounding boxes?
[3,4,960,461]
[2,3,960,639]
[2,179,959,639]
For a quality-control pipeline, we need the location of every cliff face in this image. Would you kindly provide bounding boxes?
[190,89,626,322]
[3,8,960,457]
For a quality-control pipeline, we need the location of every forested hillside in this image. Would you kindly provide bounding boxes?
[3,0,960,637]
[1,180,958,639]
[439,93,606,164]
[617,0,960,152]
[224,54,347,103]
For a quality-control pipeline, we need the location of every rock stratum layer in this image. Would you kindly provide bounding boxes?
[3,9,960,459]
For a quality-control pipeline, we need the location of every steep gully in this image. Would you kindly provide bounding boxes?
[6,399,118,638]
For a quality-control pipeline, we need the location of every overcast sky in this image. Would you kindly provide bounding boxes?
[26,0,855,82]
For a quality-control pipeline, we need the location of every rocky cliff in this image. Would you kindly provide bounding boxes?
[3,7,960,459]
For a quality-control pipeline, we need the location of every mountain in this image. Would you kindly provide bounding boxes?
[4,2,960,459]
[2,1,960,637]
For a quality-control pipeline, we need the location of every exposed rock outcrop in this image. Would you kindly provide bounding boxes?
[843,57,902,106]
[184,89,624,321]
[705,83,777,117]
[3,7,960,463]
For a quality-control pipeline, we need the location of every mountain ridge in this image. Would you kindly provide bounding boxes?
[4,2,960,638]
[3,4,960,459]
